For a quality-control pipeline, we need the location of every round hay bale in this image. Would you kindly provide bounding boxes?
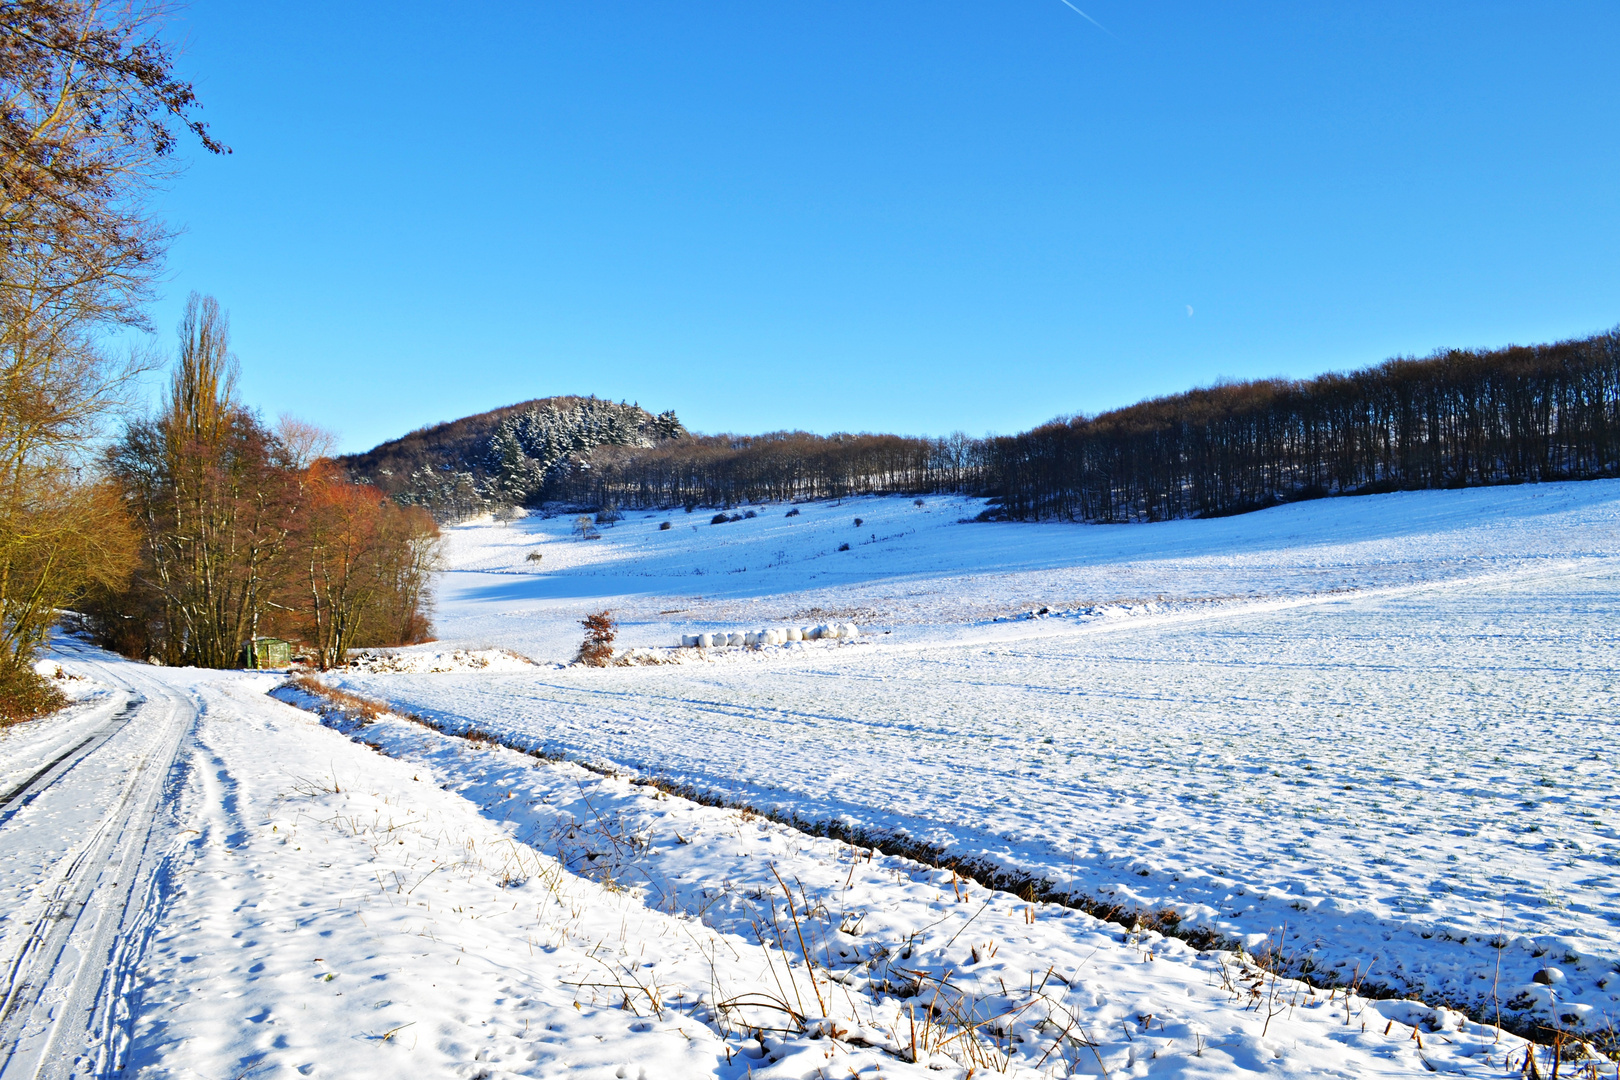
[786,626,802,642]
[841,622,859,639]
[697,633,714,648]
[681,634,697,648]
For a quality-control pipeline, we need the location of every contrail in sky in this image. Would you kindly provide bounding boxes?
[1055,0,1114,36]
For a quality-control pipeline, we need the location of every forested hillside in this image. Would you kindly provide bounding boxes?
[339,395,602,497]
[348,328,1620,522]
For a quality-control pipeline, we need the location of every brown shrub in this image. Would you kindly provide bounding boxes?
[0,661,66,726]
[575,610,616,667]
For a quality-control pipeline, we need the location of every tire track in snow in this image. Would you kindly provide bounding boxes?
[0,659,196,1079]
[0,695,139,825]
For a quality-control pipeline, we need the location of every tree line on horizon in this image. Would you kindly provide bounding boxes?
[985,329,1620,521]
[362,329,1620,522]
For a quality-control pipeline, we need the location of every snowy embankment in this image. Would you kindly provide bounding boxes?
[329,480,1620,1039]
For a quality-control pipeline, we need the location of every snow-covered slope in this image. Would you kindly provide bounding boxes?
[430,482,1619,660]
[333,480,1620,1035]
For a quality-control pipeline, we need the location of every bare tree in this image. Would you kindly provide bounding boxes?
[0,0,226,325]
[0,1,220,715]
[104,295,303,667]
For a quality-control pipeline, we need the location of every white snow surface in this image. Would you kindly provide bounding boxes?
[8,480,1617,1077]
[15,648,1529,1077]
[327,482,1620,1035]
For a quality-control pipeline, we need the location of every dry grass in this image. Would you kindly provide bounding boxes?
[288,674,386,728]
[786,605,884,623]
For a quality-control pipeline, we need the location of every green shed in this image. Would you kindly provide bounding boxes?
[241,637,292,669]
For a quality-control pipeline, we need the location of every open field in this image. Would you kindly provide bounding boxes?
[328,481,1620,1032]
[9,480,1616,1077]
[4,643,1534,1078]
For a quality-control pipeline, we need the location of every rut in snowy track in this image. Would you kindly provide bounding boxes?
[0,657,196,1080]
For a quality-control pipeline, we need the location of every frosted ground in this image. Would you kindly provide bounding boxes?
[330,481,1620,1035]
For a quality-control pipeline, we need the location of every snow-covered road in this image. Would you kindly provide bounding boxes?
[0,649,196,1078]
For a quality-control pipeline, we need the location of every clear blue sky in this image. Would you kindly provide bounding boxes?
[148,1,1620,454]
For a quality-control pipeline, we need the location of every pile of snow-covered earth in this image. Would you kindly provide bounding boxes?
[343,647,540,674]
[324,480,1620,1039]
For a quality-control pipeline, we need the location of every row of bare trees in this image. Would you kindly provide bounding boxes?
[87,296,439,670]
[987,331,1620,521]
[529,331,1620,523]
[548,431,990,509]
[0,3,436,720]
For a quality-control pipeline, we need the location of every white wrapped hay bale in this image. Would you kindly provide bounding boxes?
[727,632,746,647]
[841,622,859,639]
[786,626,802,642]
[681,634,697,648]
[745,631,761,647]
[697,633,714,648]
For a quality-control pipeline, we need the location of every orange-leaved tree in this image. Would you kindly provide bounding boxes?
[295,464,441,669]
[576,610,615,666]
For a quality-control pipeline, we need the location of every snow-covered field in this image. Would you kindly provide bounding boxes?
[9,647,1531,1078]
[6,480,1616,1077]
[327,481,1620,1039]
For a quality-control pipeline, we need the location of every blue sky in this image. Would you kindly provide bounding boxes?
[149,2,1620,453]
